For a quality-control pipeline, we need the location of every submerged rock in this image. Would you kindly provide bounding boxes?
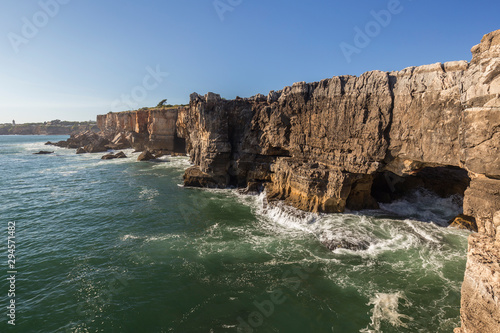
[33,151,54,155]
[322,239,370,251]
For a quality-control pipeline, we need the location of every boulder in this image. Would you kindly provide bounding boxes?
[76,147,86,154]
[137,150,155,161]
[101,153,117,160]
[115,151,127,158]
[101,151,128,160]
[448,214,478,232]
[33,151,54,155]
[183,166,219,188]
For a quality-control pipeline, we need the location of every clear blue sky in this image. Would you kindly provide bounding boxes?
[0,0,498,124]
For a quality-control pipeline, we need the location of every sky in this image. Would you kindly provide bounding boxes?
[0,0,498,124]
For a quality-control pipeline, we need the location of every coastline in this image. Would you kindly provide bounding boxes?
[44,29,500,332]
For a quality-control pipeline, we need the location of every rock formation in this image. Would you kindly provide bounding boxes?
[61,30,499,332]
[96,107,185,153]
[174,30,500,333]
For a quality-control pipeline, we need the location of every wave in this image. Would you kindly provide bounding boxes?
[360,292,413,333]
[379,189,463,226]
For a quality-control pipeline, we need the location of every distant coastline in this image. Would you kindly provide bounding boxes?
[0,120,98,136]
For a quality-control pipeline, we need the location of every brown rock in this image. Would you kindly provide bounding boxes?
[101,153,117,160]
[137,150,155,161]
[448,214,478,232]
[183,166,219,188]
[76,147,86,154]
[456,233,500,333]
[115,151,127,158]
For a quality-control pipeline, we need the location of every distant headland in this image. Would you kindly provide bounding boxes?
[0,120,98,135]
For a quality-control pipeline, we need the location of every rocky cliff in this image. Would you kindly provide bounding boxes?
[96,107,185,153]
[176,30,500,332]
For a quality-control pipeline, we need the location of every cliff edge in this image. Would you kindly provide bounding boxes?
[175,30,500,332]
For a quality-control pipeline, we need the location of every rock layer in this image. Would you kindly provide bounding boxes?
[175,30,500,332]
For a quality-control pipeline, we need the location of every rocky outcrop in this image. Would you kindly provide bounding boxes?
[53,107,187,155]
[175,30,500,332]
[137,150,155,161]
[50,131,110,153]
[101,151,127,160]
[448,215,478,232]
[96,107,185,153]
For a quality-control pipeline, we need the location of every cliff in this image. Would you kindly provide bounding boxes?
[176,30,500,332]
[96,107,186,153]
[54,107,187,154]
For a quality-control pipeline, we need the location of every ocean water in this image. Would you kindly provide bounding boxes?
[0,135,469,333]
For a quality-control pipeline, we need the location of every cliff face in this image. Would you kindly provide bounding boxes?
[96,108,185,153]
[176,30,500,332]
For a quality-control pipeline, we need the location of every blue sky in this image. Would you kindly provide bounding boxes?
[0,0,498,124]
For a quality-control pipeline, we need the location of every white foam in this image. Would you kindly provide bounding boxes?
[360,292,413,333]
[121,234,183,242]
[379,189,463,226]
[138,187,159,201]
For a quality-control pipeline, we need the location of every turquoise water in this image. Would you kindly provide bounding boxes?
[0,135,469,333]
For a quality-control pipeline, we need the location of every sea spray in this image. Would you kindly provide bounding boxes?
[361,292,413,332]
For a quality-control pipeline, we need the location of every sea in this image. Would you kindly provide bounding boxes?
[0,135,470,333]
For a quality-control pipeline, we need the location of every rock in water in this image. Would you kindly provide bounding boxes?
[76,147,86,154]
[102,152,128,160]
[322,239,370,251]
[448,214,478,232]
[137,150,155,161]
[115,151,127,158]
[183,166,219,188]
[33,151,54,155]
[101,153,117,160]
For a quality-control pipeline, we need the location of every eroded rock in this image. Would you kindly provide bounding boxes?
[137,150,155,161]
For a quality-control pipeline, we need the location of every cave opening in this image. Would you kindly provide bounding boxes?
[173,133,186,154]
[370,166,471,225]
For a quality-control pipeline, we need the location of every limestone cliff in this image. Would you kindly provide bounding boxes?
[176,30,500,332]
[95,107,186,153]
